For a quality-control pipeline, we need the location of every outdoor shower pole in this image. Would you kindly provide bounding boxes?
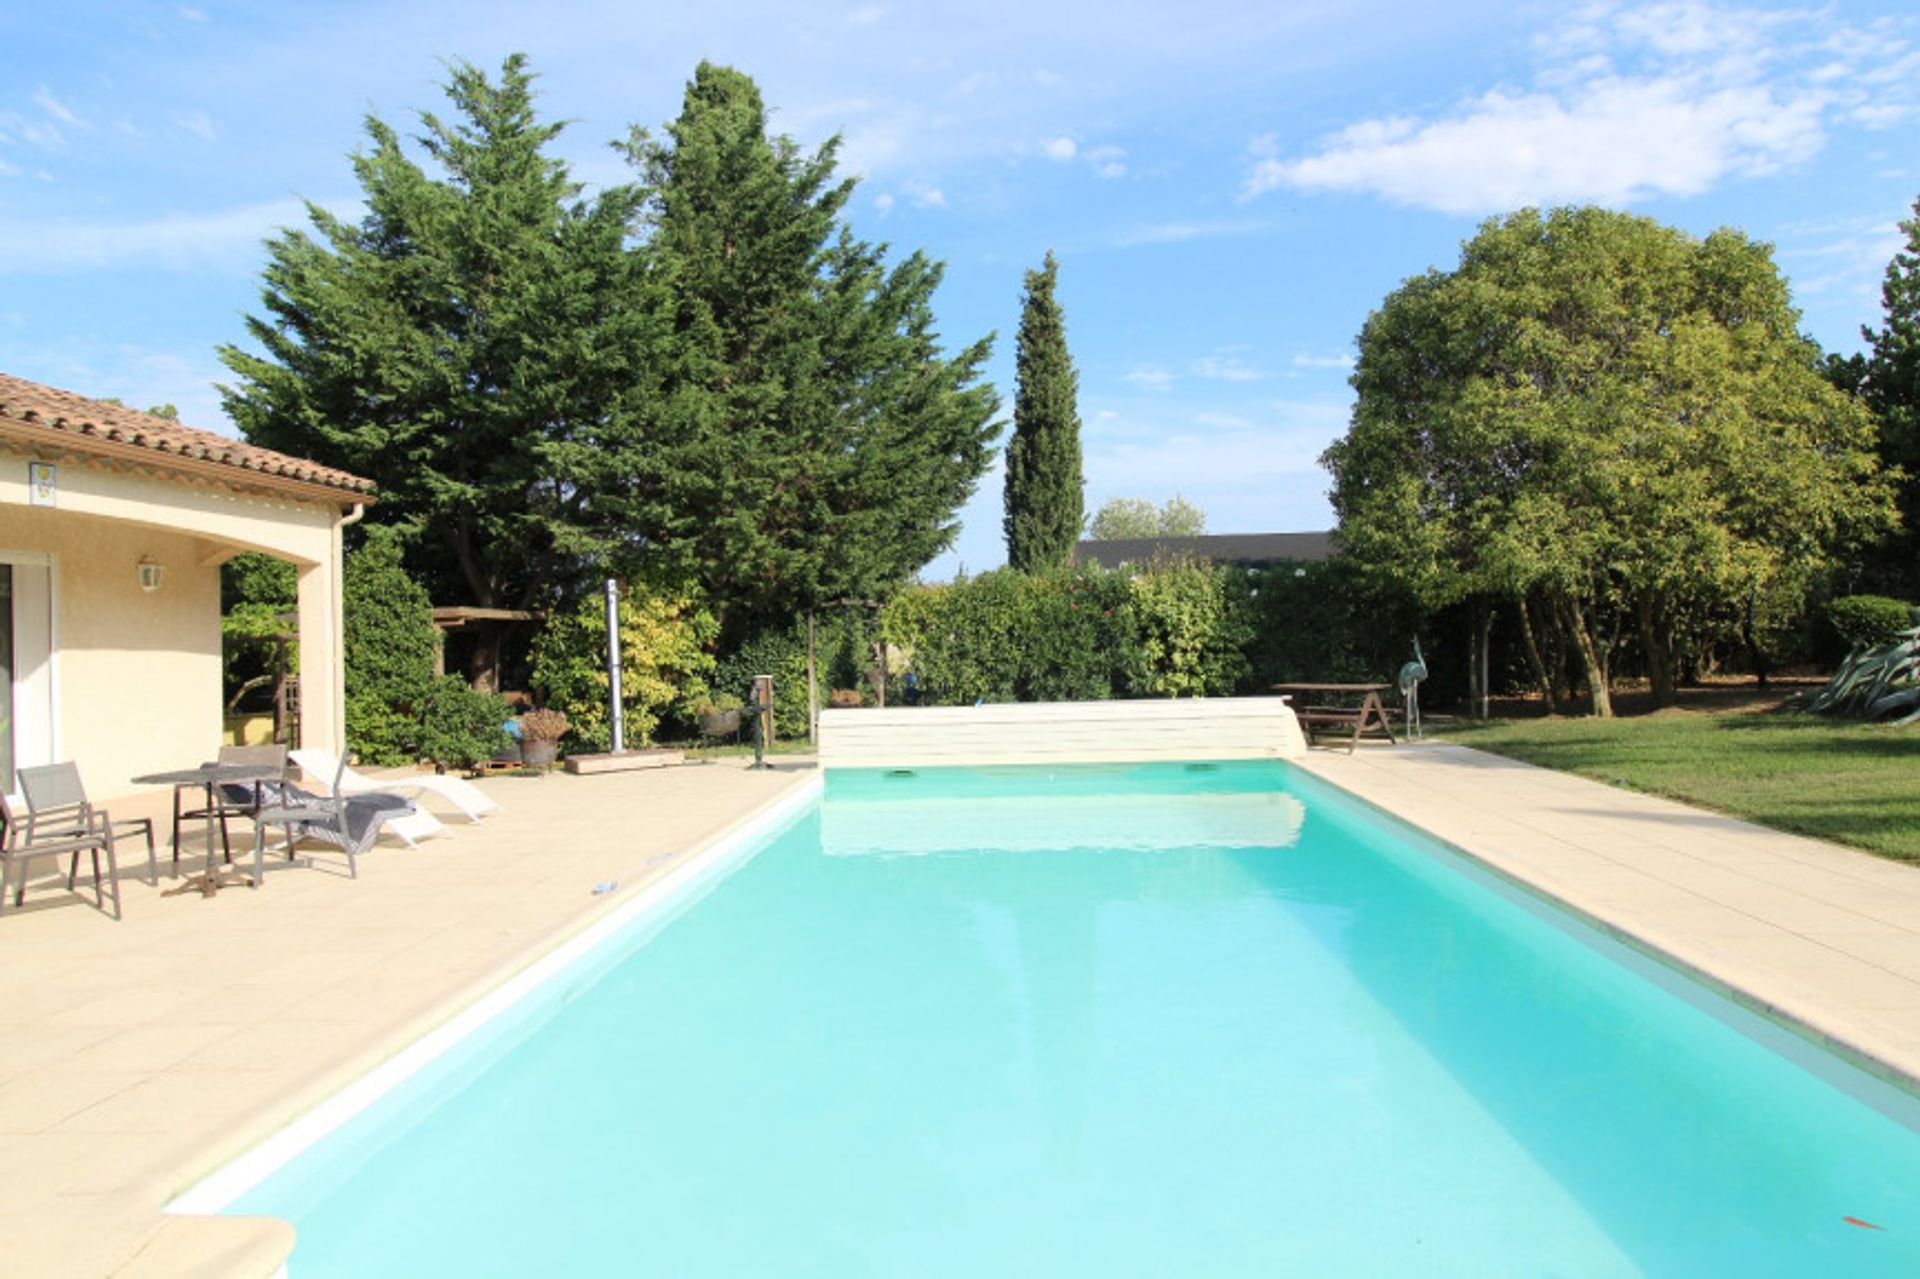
[605,578,625,754]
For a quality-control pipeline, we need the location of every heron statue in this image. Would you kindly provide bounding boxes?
[1398,638,1429,739]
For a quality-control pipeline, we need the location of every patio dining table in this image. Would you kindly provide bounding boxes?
[131,762,287,897]
[1271,682,1399,753]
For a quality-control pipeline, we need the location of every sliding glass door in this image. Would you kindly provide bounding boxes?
[0,557,54,792]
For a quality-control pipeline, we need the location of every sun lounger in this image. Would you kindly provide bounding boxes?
[251,760,419,886]
[290,749,498,823]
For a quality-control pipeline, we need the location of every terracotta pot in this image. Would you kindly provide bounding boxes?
[521,738,559,769]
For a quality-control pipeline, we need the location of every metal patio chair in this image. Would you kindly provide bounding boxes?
[250,755,417,887]
[170,744,291,871]
[18,762,158,887]
[0,789,121,920]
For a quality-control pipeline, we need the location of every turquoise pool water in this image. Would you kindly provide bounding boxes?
[228,762,1920,1275]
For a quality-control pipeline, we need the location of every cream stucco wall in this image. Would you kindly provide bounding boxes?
[0,446,354,801]
[0,506,221,796]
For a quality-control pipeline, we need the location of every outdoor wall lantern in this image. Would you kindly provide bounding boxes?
[137,556,165,593]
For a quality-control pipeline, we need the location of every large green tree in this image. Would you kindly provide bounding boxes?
[1837,196,1920,595]
[1087,495,1207,540]
[618,63,1000,633]
[1003,251,1084,571]
[219,55,651,615]
[1325,206,1891,716]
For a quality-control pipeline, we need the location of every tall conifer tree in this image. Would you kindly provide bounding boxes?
[621,63,999,633]
[1003,251,1083,571]
[219,55,650,613]
[1854,196,1920,594]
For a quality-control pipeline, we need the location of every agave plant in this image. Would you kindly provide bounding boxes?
[1809,612,1920,724]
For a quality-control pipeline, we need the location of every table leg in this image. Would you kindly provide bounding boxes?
[162,782,255,898]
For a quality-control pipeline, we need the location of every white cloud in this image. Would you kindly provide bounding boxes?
[32,87,85,129]
[1086,400,1351,499]
[1123,365,1174,392]
[1191,351,1264,383]
[872,191,895,215]
[1043,135,1078,161]
[170,109,217,141]
[1085,143,1126,178]
[1779,210,1907,304]
[1109,219,1264,248]
[0,198,310,273]
[1291,352,1353,370]
[847,4,886,25]
[178,5,209,21]
[902,179,945,209]
[1242,1,1916,214]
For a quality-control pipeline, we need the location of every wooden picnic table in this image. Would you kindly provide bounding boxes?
[1271,682,1398,753]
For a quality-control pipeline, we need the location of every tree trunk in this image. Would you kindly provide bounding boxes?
[1743,590,1772,689]
[1557,595,1613,718]
[1636,595,1676,707]
[1515,595,1558,713]
[1477,606,1492,720]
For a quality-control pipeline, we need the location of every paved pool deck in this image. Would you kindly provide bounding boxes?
[1296,740,1920,1091]
[0,757,816,1279]
[6,740,1920,1277]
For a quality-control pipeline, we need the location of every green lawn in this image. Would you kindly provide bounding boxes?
[1440,712,1920,863]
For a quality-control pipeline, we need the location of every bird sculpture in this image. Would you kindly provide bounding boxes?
[1398,638,1429,739]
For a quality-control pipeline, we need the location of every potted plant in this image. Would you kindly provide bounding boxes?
[696,692,744,740]
[516,707,571,768]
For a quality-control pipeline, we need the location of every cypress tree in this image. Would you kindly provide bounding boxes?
[219,55,652,614]
[1003,251,1084,571]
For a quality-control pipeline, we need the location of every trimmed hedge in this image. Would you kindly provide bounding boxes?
[1825,595,1915,658]
[879,560,1252,704]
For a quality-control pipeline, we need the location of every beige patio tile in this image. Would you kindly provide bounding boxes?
[0,758,815,1278]
[0,1070,149,1134]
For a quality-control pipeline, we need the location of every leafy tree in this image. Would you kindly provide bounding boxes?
[343,526,442,762]
[221,552,297,711]
[1325,206,1892,716]
[529,585,718,750]
[618,62,999,634]
[219,55,650,625]
[1004,250,1083,571]
[1087,494,1207,540]
[1126,558,1251,697]
[1848,196,1920,595]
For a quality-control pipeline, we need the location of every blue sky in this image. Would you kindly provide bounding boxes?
[3,1,1915,580]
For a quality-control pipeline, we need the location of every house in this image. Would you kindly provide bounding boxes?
[1073,531,1336,571]
[0,373,373,798]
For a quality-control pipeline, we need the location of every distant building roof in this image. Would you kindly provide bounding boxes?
[1074,531,1336,569]
[0,372,375,503]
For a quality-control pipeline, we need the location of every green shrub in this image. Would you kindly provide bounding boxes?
[884,566,1140,704]
[418,676,512,771]
[343,528,439,763]
[712,624,812,739]
[529,586,717,750]
[1126,557,1251,697]
[1825,595,1915,658]
[1231,560,1410,688]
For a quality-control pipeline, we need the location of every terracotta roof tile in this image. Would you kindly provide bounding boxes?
[0,372,375,499]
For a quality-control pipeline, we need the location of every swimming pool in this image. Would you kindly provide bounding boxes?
[205,761,1920,1274]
